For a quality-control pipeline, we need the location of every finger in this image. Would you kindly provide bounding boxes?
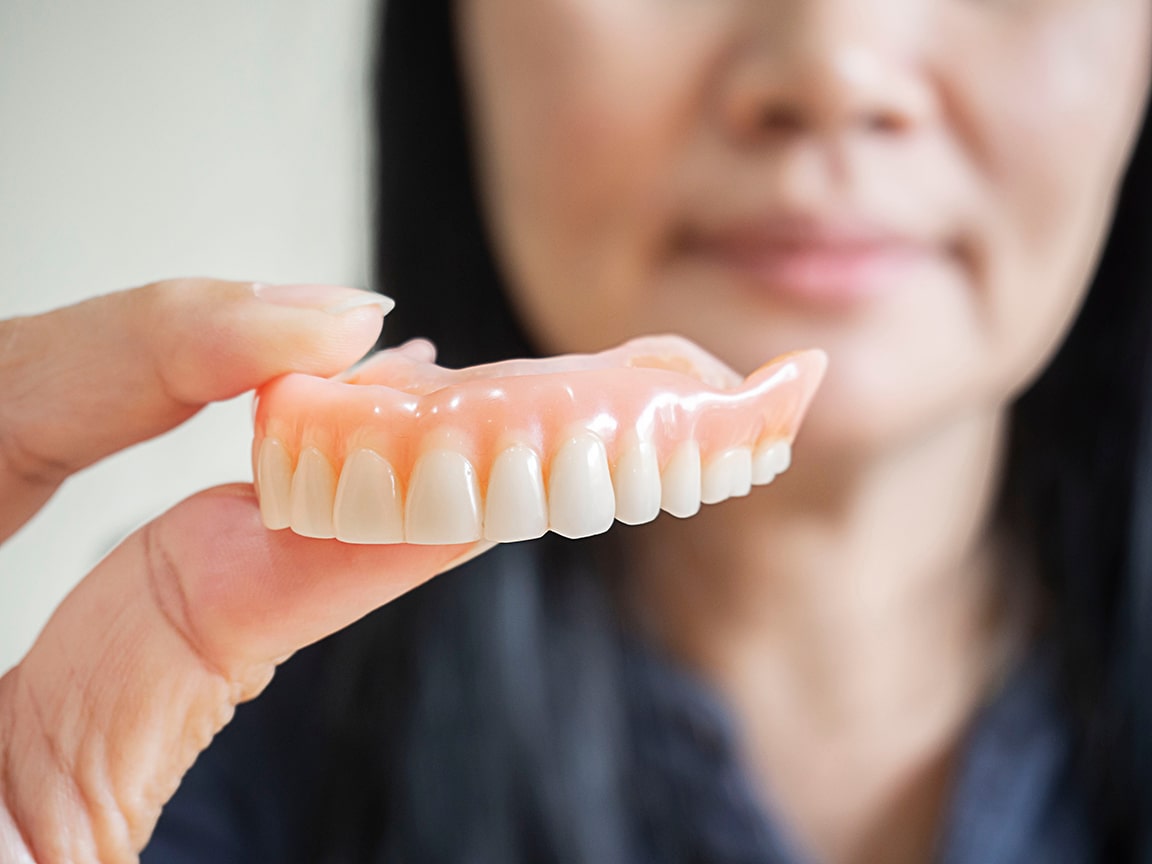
[0,484,487,862]
[0,279,392,539]
[393,337,438,364]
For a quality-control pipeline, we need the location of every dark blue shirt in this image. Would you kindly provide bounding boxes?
[143,623,1089,863]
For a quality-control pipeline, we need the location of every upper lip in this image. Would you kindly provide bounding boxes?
[681,210,941,256]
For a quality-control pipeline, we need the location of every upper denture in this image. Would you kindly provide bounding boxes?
[253,335,826,544]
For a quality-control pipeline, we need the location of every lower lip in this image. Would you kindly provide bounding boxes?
[688,241,942,306]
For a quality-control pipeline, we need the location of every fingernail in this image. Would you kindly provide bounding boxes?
[323,293,397,317]
[253,283,396,317]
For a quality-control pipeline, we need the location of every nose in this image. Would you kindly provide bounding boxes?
[720,1,934,145]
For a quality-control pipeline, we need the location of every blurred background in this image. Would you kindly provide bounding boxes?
[0,0,375,671]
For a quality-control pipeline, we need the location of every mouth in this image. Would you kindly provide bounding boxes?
[680,213,954,306]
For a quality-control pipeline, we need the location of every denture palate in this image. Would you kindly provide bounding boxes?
[253,335,826,544]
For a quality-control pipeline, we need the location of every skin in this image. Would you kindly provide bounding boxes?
[0,281,488,862]
[456,0,1151,862]
[0,3,1149,864]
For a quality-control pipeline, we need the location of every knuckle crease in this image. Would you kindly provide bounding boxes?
[141,524,233,687]
[11,666,110,861]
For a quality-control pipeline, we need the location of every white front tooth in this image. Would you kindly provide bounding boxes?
[613,440,662,525]
[290,447,337,538]
[484,445,548,542]
[728,448,753,497]
[334,448,404,543]
[256,437,293,530]
[548,432,616,539]
[660,441,701,518]
[405,450,483,544]
[752,440,792,485]
[701,449,741,505]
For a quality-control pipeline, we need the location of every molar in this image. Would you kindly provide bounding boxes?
[289,447,338,538]
[548,432,616,539]
[405,449,483,544]
[334,448,405,543]
[256,437,293,530]
[484,444,548,542]
[660,441,702,519]
[613,438,662,525]
[752,440,792,485]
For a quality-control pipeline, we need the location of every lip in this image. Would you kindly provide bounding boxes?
[681,214,948,306]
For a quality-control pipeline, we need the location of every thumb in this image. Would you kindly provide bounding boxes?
[0,484,484,862]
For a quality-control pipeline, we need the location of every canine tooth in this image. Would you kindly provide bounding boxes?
[334,448,404,543]
[405,450,483,544]
[613,440,662,525]
[548,433,616,539]
[484,445,548,542]
[256,437,293,530]
[752,440,792,485]
[289,447,337,538]
[660,441,701,518]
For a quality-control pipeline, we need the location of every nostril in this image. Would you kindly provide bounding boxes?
[867,112,907,134]
[725,38,930,144]
[755,106,907,138]
[760,105,806,134]
[753,103,908,138]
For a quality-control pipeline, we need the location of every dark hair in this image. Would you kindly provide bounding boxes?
[316,0,1152,859]
[370,0,532,367]
[1003,110,1152,857]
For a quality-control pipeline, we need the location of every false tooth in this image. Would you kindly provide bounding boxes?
[660,441,702,518]
[405,450,483,544]
[256,437,293,530]
[771,441,793,472]
[334,448,404,543]
[752,440,792,485]
[729,448,754,497]
[484,445,548,542]
[701,449,743,505]
[548,432,616,539]
[289,447,337,538]
[613,439,662,525]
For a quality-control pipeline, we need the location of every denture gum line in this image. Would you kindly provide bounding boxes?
[252,335,826,545]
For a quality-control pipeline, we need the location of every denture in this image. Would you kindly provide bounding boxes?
[253,333,826,544]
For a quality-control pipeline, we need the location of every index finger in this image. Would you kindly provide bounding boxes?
[0,278,392,540]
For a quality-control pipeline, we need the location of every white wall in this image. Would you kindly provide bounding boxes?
[0,0,375,671]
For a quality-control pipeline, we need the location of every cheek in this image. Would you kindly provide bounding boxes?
[459,0,728,352]
[947,2,1151,397]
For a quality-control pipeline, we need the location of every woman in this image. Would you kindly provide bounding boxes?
[2,0,1150,861]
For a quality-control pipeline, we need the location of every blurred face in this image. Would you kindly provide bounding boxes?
[457,0,1150,455]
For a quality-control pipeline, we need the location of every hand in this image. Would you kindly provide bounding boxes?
[0,279,485,863]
